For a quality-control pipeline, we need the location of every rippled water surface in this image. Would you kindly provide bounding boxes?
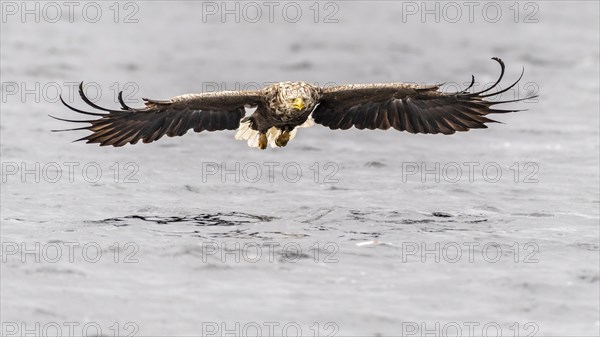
[1,1,599,336]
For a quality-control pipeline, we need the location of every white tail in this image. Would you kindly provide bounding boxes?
[234,117,314,148]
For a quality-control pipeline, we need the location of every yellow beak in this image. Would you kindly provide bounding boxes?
[292,97,305,110]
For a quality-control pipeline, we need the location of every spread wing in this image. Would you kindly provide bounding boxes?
[312,58,536,134]
[51,83,263,147]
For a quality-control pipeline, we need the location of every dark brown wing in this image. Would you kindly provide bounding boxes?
[312,58,537,134]
[51,82,263,147]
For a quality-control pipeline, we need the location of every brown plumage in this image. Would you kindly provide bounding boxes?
[52,58,536,149]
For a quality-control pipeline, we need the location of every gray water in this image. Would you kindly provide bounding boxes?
[1,1,599,336]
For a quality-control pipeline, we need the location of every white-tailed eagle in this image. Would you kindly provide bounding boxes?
[52,58,535,150]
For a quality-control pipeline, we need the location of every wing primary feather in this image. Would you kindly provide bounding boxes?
[404,98,424,133]
[488,95,537,105]
[354,104,370,129]
[78,82,120,113]
[48,114,95,123]
[339,107,358,130]
[469,57,505,96]
[434,116,457,134]
[443,114,470,131]
[191,112,205,132]
[386,99,400,130]
[59,95,106,116]
[111,127,142,147]
[50,126,91,132]
[397,100,410,132]
[137,114,166,140]
[215,110,228,131]
[118,91,135,110]
[487,108,525,114]
[480,67,525,98]
[417,109,438,133]
[453,110,486,127]
[462,75,475,93]
[74,134,93,143]
[373,104,387,130]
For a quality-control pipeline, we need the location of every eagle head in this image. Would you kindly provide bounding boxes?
[269,81,321,115]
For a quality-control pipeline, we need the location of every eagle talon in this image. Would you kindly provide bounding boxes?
[258,133,267,150]
[275,130,291,147]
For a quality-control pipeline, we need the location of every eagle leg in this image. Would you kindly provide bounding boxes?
[258,133,268,150]
[275,129,291,147]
